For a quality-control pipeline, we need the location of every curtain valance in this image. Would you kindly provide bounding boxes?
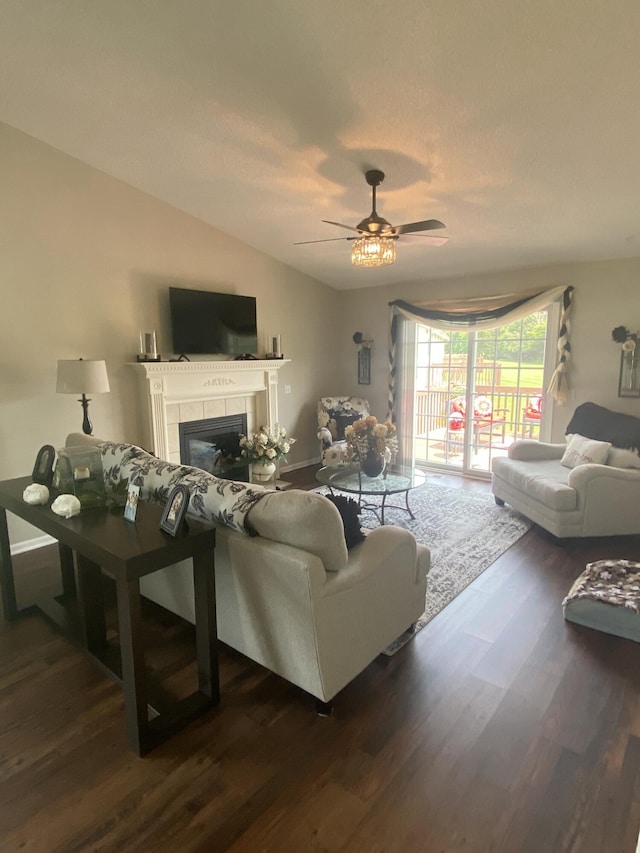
[387,284,574,421]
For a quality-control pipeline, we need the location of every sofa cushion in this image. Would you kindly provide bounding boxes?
[492,457,578,511]
[246,490,348,571]
[566,402,640,451]
[561,433,611,469]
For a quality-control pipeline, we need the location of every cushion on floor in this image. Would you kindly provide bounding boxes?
[562,559,640,642]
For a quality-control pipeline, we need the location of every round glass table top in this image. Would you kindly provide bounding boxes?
[316,465,427,496]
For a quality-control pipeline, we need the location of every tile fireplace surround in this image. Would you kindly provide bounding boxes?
[132,360,290,466]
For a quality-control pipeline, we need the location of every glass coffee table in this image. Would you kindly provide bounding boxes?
[316,465,428,525]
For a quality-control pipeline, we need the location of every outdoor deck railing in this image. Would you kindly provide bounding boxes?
[415,386,541,440]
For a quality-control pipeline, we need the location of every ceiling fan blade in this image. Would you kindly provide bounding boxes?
[321,219,363,234]
[294,237,350,245]
[393,219,446,235]
[400,234,449,246]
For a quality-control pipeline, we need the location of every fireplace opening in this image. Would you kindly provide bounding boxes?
[179,414,249,481]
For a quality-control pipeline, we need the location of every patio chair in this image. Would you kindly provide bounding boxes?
[522,394,543,437]
[448,395,508,445]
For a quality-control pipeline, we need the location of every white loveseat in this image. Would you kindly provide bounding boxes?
[65,434,430,707]
[491,402,640,538]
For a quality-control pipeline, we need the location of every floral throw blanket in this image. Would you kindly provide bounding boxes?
[100,442,268,534]
[563,559,640,613]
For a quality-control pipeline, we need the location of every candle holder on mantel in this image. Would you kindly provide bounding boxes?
[265,334,284,359]
[137,330,161,363]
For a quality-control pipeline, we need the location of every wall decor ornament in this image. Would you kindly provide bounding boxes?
[353,332,373,385]
[612,325,640,397]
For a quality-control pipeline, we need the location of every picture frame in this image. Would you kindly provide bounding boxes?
[123,483,140,523]
[32,444,55,487]
[160,484,190,536]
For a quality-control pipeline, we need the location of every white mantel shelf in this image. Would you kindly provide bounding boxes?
[131,359,290,461]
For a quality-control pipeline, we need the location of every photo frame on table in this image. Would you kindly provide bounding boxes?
[32,445,55,487]
[123,483,140,523]
[160,484,189,536]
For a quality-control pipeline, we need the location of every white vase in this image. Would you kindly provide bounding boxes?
[250,460,277,483]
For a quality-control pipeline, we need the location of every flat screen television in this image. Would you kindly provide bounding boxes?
[169,287,258,356]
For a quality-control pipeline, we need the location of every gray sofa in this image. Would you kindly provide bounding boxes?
[491,402,640,538]
[65,433,430,706]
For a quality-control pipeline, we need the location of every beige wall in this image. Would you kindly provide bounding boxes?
[336,258,640,440]
[0,122,339,545]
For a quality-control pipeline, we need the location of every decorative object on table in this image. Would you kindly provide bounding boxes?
[56,357,111,434]
[55,445,106,509]
[343,416,398,478]
[137,330,161,363]
[22,483,50,505]
[237,424,296,484]
[612,325,640,397]
[160,484,189,535]
[51,494,81,518]
[123,483,140,522]
[353,332,373,385]
[105,477,130,509]
[31,444,55,487]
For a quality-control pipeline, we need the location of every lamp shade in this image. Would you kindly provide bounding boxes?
[56,359,110,394]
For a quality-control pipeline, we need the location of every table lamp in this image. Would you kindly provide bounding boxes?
[56,358,110,435]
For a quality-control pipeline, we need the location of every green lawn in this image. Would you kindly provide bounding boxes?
[496,361,544,388]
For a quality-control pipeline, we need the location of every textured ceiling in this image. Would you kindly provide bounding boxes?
[1,1,640,290]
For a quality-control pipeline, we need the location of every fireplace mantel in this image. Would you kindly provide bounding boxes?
[132,360,290,462]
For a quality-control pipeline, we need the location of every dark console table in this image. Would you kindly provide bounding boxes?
[0,476,218,756]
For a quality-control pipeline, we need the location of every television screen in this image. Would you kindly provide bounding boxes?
[169,287,258,356]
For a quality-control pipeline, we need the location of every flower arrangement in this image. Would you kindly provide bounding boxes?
[612,326,638,352]
[237,424,295,466]
[344,416,398,465]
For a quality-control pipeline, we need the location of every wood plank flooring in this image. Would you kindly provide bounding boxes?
[1,467,640,852]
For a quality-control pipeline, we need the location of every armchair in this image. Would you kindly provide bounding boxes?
[522,394,543,437]
[317,396,370,461]
[492,402,640,538]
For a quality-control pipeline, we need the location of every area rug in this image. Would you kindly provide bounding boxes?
[315,479,531,654]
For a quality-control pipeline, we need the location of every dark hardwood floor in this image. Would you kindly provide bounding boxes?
[2,466,640,852]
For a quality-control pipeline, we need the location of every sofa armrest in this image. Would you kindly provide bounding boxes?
[568,463,640,491]
[508,440,565,461]
[317,426,333,448]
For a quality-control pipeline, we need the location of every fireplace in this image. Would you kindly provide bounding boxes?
[179,414,249,481]
[132,359,289,466]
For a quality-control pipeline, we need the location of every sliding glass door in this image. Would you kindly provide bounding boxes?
[413,309,556,475]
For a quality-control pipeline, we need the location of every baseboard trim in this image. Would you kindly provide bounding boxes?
[11,534,57,556]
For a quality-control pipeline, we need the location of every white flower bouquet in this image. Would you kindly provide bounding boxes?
[238,424,296,466]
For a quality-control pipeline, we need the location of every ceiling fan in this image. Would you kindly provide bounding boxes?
[295,169,448,267]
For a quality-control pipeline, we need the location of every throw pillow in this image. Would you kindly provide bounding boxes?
[561,433,612,469]
[607,447,640,469]
[324,494,365,549]
[334,412,361,440]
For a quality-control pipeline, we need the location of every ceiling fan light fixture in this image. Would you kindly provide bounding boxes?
[351,236,396,268]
